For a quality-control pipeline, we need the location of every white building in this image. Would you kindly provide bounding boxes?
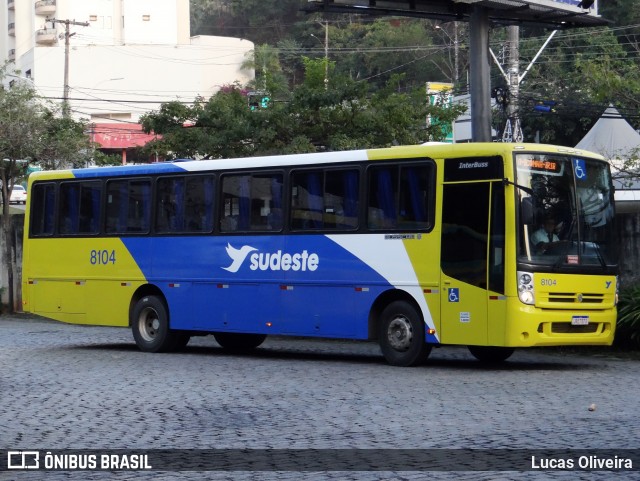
[0,0,254,162]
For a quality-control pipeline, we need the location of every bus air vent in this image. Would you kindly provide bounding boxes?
[547,292,603,303]
[551,323,599,334]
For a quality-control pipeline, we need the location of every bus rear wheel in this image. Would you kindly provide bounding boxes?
[468,346,514,363]
[131,295,181,353]
[379,301,431,367]
[213,333,267,350]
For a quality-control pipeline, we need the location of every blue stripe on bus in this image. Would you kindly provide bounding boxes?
[121,235,393,338]
[72,163,188,178]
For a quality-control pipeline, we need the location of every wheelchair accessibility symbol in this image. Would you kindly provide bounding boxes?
[574,159,586,180]
[448,288,459,303]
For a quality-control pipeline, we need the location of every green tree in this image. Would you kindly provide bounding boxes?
[37,112,96,170]
[190,0,304,44]
[140,57,465,159]
[140,97,206,159]
[0,70,94,312]
[241,44,290,99]
[516,27,640,146]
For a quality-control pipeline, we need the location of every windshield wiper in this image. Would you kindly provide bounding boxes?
[502,178,533,195]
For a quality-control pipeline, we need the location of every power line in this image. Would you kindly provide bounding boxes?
[49,18,90,116]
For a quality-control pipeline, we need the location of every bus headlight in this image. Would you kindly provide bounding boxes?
[615,276,619,306]
[517,271,535,305]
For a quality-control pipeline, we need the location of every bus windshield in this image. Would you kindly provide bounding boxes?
[515,153,617,271]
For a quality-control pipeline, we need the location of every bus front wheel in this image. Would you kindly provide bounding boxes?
[379,301,431,367]
[213,333,267,350]
[468,346,514,363]
[131,296,181,353]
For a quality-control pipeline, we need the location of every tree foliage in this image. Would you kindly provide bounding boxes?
[494,26,640,146]
[190,0,303,44]
[189,0,640,148]
[0,69,95,312]
[141,57,464,159]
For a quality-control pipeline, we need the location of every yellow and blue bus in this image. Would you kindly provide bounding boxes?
[22,143,618,365]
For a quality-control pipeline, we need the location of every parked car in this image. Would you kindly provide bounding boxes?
[9,185,27,204]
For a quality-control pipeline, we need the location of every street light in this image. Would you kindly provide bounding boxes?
[90,77,125,92]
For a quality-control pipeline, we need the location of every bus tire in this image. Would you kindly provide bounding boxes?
[131,296,177,353]
[379,301,431,367]
[468,346,514,363]
[213,333,267,350]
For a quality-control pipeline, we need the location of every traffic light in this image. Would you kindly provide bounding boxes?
[247,91,270,110]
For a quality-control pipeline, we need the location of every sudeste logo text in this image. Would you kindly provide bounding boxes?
[223,243,319,272]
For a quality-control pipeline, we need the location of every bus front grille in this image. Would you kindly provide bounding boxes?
[545,292,604,304]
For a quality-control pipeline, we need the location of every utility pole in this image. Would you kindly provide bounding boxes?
[435,22,459,87]
[311,21,329,90]
[469,7,492,142]
[490,27,557,142]
[504,25,523,142]
[324,20,329,89]
[49,18,89,117]
[453,21,459,88]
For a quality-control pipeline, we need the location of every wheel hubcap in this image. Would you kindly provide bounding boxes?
[387,316,413,352]
[138,307,160,342]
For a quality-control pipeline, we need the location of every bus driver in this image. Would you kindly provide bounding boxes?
[531,216,559,254]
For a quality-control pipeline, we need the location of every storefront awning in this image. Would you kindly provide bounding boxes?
[90,123,159,149]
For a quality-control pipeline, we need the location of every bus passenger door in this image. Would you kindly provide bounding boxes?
[440,182,490,345]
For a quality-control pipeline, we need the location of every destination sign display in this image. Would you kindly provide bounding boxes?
[515,155,564,176]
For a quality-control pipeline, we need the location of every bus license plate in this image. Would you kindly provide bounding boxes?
[571,316,589,326]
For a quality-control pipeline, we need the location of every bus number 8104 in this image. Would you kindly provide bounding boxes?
[90,249,116,265]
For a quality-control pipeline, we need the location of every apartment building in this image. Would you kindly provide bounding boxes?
[1,0,254,163]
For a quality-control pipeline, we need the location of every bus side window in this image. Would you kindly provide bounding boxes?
[290,169,359,231]
[58,183,80,234]
[324,170,359,230]
[79,182,101,234]
[367,163,433,231]
[220,173,282,232]
[30,183,56,237]
[106,179,151,234]
[251,173,283,231]
[368,167,398,229]
[185,175,214,232]
[290,171,323,230]
[220,175,248,232]
[130,181,151,232]
[398,165,431,230]
[267,176,283,231]
[155,177,183,233]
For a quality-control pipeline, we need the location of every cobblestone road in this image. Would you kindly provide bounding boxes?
[1,315,638,481]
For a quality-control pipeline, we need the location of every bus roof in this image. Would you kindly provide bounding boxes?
[28,143,606,182]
